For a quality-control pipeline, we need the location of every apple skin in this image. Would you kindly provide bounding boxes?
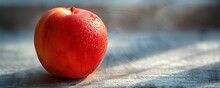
[34,7,108,78]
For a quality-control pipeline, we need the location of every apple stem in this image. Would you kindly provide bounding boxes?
[70,6,75,14]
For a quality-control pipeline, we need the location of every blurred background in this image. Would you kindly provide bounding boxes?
[0,0,219,32]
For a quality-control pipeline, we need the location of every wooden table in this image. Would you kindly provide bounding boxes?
[1,30,220,87]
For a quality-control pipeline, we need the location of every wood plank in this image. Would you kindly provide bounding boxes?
[1,31,220,87]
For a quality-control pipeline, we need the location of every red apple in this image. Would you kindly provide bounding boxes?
[34,6,108,78]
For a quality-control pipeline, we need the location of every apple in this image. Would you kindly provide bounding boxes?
[34,6,108,78]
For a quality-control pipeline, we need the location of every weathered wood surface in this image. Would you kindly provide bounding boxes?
[1,31,220,88]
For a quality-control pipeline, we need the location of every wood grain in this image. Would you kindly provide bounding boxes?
[1,31,220,87]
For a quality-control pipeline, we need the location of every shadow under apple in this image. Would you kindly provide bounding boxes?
[0,67,86,87]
